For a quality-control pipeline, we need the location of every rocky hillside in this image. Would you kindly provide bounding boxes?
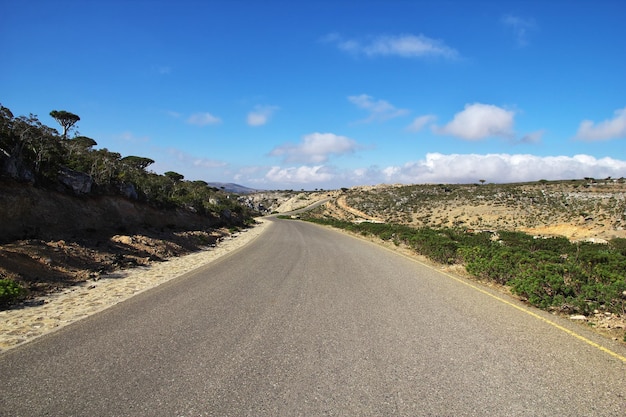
[241,178,626,242]
[239,190,339,214]
[0,181,253,302]
[313,179,626,243]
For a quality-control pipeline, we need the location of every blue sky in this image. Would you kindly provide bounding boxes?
[2,0,626,189]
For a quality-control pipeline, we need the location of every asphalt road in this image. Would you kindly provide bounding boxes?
[1,218,625,416]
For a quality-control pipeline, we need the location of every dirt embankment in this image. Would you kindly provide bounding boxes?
[0,182,228,242]
[0,182,242,302]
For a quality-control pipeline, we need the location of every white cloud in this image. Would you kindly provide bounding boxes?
[166,148,227,169]
[138,147,229,182]
[575,107,626,141]
[348,94,409,123]
[192,158,228,169]
[186,112,222,126]
[270,132,361,164]
[378,153,626,184]
[435,103,515,140]
[265,165,334,184]
[247,105,279,126]
[114,131,150,144]
[407,114,437,132]
[328,33,459,59]
[502,14,537,47]
[210,153,626,190]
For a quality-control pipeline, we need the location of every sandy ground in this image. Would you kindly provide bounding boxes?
[0,219,271,353]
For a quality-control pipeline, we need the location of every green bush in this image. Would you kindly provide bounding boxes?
[0,279,26,306]
[509,263,577,309]
[304,215,626,318]
[408,228,460,264]
[609,238,626,257]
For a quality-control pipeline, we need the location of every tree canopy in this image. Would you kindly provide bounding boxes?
[121,155,155,171]
[164,171,184,182]
[50,110,80,138]
[0,104,255,224]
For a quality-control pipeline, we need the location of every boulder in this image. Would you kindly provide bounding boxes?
[1,156,35,182]
[119,183,138,200]
[58,167,92,194]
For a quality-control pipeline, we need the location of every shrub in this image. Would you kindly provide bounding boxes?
[609,238,626,257]
[304,215,626,317]
[460,244,535,285]
[0,279,26,306]
[408,228,460,264]
[509,264,576,309]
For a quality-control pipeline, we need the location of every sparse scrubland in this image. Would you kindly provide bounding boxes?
[339,180,626,241]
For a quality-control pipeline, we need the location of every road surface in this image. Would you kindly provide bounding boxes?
[1,218,625,416]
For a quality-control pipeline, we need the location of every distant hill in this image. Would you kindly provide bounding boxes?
[313,179,626,242]
[207,183,260,194]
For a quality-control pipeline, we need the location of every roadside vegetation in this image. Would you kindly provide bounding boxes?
[0,104,256,305]
[301,214,626,342]
[0,104,254,219]
[0,279,27,307]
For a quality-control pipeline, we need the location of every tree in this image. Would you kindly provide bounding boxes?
[120,155,155,171]
[90,148,121,185]
[12,114,61,177]
[164,171,185,198]
[50,110,80,139]
[65,136,97,156]
[70,135,97,149]
[164,171,184,182]
[64,136,98,172]
[0,105,16,158]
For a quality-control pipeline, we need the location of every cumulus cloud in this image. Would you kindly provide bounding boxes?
[348,94,409,123]
[435,103,515,140]
[378,153,626,184]
[167,148,227,169]
[407,114,437,132]
[326,33,458,59]
[186,112,222,126]
[501,14,537,47]
[247,105,279,127]
[146,147,229,182]
[575,107,626,141]
[270,132,361,164]
[220,153,626,189]
[265,165,335,184]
